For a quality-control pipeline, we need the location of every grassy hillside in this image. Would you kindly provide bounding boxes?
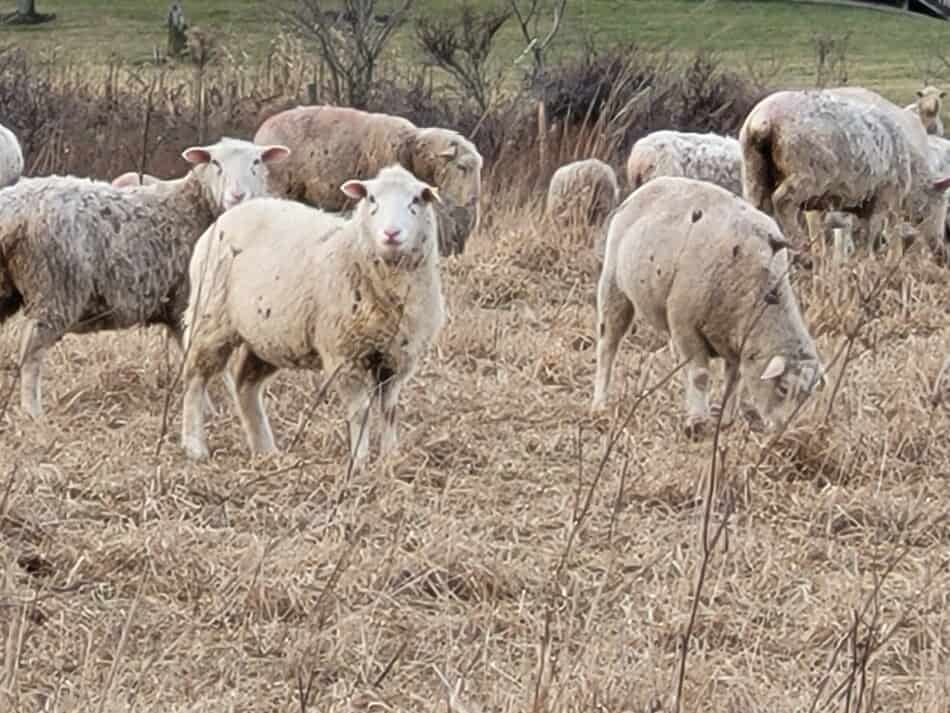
[3,1,950,102]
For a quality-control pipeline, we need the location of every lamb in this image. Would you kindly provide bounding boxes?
[253,105,482,256]
[626,130,742,196]
[740,88,950,256]
[0,122,23,188]
[111,171,163,189]
[545,158,620,226]
[0,137,291,419]
[180,164,445,465]
[592,176,823,435]
[905,85,944,137]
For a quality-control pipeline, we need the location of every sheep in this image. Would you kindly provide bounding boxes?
[0,122,23,188]
[626,130,742,196]
[111,171,163,189]
[829,85,950,254]
[592,176,823,435]
[905,85,944,137]
[0,137,291,419]
[740,88,950,257]
[180,164,445,465]
[253,105,483,256]
[545,158,620,227]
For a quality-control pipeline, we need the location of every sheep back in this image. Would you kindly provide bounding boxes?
[546,158,620,226]
[0,173,214,334]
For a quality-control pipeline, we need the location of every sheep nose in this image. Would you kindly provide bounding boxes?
[383,228,402,242]
[230,191,246,202]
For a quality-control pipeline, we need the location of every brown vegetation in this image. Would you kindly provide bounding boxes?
[1,38,948,713]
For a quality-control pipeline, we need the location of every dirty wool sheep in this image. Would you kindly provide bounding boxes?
[740,89,950,255]
[0,137,291,419]
[905,85,944,137]
[180,164,445,465]
[626,130,742,195]
[545,158,620,226]
[0,122,23,188]
[593,176,823,435]
[253,105,482,256]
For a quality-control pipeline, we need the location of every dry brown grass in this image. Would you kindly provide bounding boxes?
[2,164,950,711]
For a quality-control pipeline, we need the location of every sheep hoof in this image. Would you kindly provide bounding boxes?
[684,419,707,441]
[183,438,210,462]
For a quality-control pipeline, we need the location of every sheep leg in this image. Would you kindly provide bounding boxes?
[711,360,741,427]
[670,328,712,439]
[337,376,373,468]
[167,325,233,416]
[18,319,62,420]
[378,376,404,457]
[771,176,811,249]
[181,337,235,462]
[232,347,278,456]
[592,273,635,412]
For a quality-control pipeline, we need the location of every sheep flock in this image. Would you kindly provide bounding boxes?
[1,83,948,459]
[4,41,950,710]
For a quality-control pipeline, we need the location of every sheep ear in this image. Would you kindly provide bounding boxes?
[932,175,950,192]
[260,145,291,163]
[438,144,458,159]
[420,184,442,205]
[182,146,212,164]
[341,180,368,200]
[760,355,787,381]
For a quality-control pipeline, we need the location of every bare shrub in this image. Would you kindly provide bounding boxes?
[281,0,413,109]
[415,3,511,114]
[812,30,851,88]
[509,0,568,83]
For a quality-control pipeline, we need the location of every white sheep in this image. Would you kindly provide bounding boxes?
[180,164,445,465]
[905,85,944,137]
[0,122,24,188]
[592,176,823,435]
[0,137,290,419]
[741,88,950,256]
[626,130,742,195]
[253,105,482,256]
[545,158,620,226]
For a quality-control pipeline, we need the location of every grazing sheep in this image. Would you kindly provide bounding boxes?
[905,85,944,137]
[180,164,445,465]
[829,85,950,254]
[0,122,23,188]
[626,130,742,195]
[253,105,483,256]
[545,158,620,227]
[111,171,163,189]
[0,137,291,419]
[740,88,950,255]
[592,176,823,435]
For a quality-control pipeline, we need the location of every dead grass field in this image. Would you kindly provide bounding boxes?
[2,173,950,710]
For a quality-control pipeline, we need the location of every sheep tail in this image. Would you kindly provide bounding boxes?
[739,112,777,215]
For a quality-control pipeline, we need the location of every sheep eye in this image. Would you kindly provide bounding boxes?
[410,195,421,206]
[253,158,261,166]
[368,195,376,204]
[210,159,222,173]
[776,383,790,399]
